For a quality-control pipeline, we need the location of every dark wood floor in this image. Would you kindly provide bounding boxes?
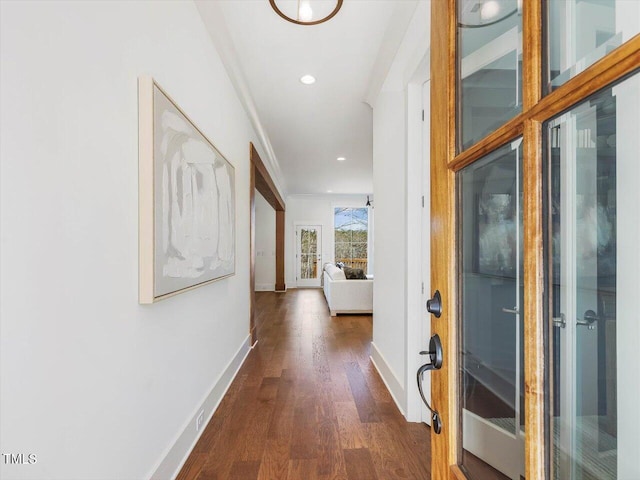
[177,289,431,480]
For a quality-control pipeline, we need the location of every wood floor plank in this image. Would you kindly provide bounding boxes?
[257,438,290,480]
[377,405,431,479]
[343,448,379,480]
[263,346,286,378]
[239,377,279,461]
[197,385,259,479]
[344,362,380,423]
[178,290,430,480]
[359,361,394,404]
[289,399,319,459]
[328,368,355,403]
[407,428,431,478]
[315,390,348,479]
[334,401,369,450]
[192,416,224,456]
[312,333,332,384]
[242,345,272,388]
[267,369,295,441]
[368,422,418,480]
[175,452,206,480]
[287,459,319,480]
[228,460,261,480]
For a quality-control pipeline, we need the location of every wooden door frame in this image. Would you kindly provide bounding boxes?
[430,1,640,478]
[250,142,285,345]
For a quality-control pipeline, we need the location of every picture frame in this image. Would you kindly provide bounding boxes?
[138,76,235,304]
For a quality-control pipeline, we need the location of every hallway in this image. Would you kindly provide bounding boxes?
[177,290,430,480]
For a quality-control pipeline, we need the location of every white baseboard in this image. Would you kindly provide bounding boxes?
[255,283,275,291]
[370,342,406,417]
[150,334,252,480]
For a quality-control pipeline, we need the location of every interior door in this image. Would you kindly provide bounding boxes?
[296,225,322,287]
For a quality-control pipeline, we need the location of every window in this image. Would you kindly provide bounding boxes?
[334,207,368,272]
[458,0,522,151]
[546,0,639,93]
[543,74,640,480]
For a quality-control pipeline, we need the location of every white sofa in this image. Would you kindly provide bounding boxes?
[322,264,373,316]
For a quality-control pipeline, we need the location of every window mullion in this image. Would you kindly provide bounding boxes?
[523,0,543,111]
[522,3,546,478]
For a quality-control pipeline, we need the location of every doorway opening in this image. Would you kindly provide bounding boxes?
[250,143,285,345]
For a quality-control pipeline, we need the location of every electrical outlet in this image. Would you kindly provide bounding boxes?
[196,409,205,432]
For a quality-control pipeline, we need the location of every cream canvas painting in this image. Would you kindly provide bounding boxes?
[139,77,235,303]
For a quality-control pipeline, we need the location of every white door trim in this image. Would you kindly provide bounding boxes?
[405,72,431,423]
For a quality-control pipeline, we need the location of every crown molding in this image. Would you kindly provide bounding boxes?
[364,1,420,108]
[195,1,287,198]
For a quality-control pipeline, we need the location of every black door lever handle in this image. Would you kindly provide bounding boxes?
[416,334,444,434]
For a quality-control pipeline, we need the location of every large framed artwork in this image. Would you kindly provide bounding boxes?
[138,76,235,304]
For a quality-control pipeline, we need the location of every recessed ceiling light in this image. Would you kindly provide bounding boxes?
[337,157,346,161]
[300,74,316,85]
[327,190,333,193]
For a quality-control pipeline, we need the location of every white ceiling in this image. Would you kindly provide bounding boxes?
[197,0,420,196]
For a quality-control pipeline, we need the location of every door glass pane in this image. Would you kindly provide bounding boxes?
[299,228,318,280]
[458,140,525,480]
[458,0,523,151]
[545,73,640,480]
[546,0,640,92]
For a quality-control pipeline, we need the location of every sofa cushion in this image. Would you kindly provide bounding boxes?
[343,266,367,279]
[325,264,346,280]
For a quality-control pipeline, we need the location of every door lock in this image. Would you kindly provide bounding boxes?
[417,334,443,434]
[577,309,598,329]
[552,313,566,328]
[553,310,598,330]
[419,333,443,370]
[426,290,442,318]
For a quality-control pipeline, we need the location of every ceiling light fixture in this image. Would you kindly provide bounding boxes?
[458,0,519,28]
[300,74,316,85]
[337,156,346,161]
[298,0,313,22]
[269,0,343,26]
[480,0,500,20]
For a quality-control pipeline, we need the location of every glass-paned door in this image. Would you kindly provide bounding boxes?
[545,73,640,480]
[429,0,639,478]
[458,140,525,480]
[296,225,322,287]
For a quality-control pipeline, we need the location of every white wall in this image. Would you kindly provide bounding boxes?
[0,2,278,479]
[255,191,276,291]
[372,91,408,408]
[370,1,429,418]
[285,194,369,287]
